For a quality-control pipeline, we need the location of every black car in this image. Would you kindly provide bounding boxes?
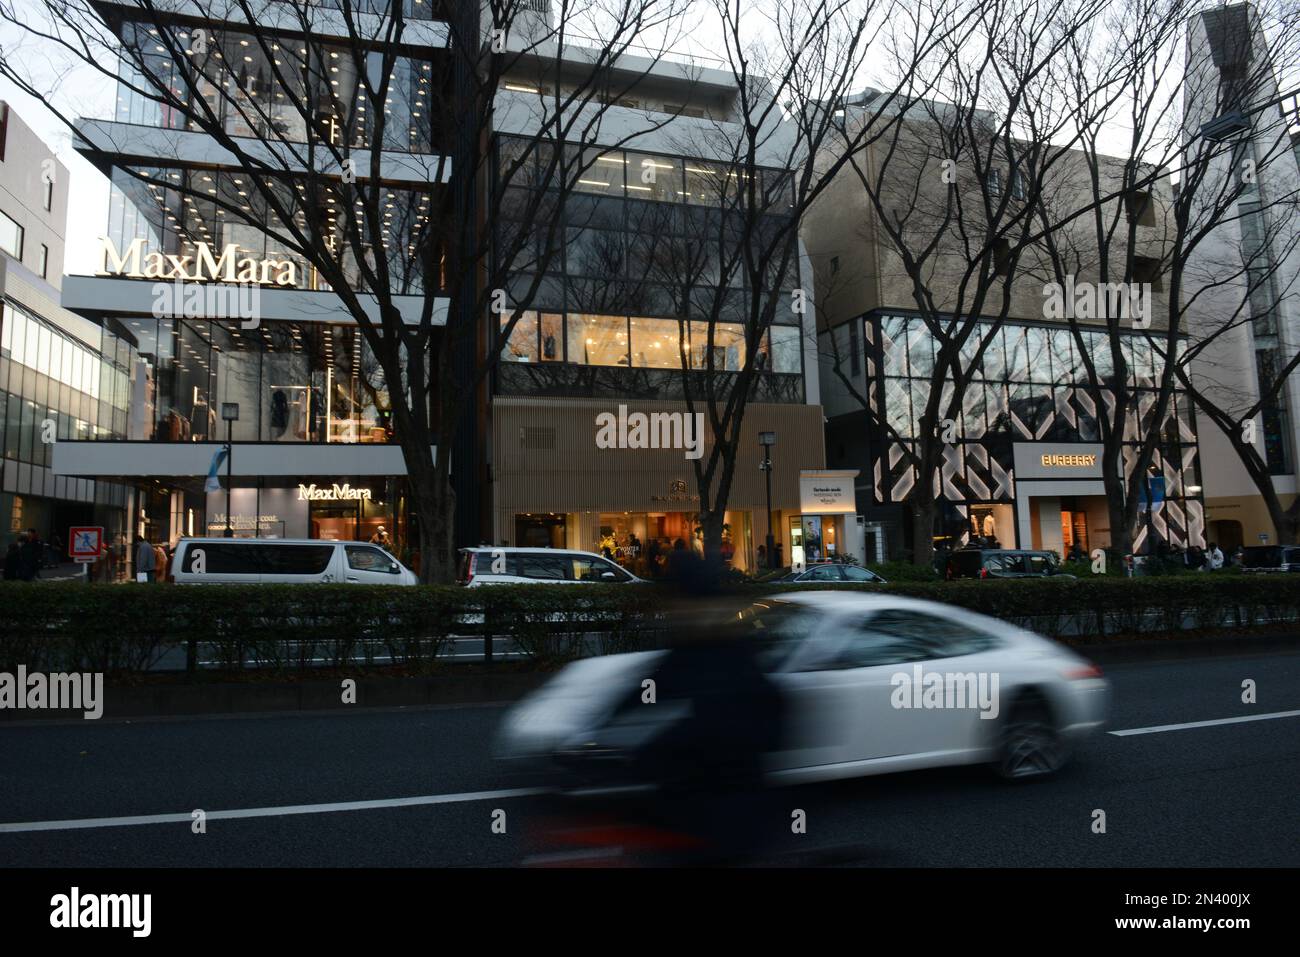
[1241,545,1300,572]
[757,563,887,584]
[945,548,1074,580]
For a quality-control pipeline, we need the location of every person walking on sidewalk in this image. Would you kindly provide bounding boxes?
[135,536,157,583]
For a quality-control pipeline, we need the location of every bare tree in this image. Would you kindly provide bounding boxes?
[817,0,1126,566]
[0,0,706,581]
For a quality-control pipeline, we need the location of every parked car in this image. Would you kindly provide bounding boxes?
[497,591,1109,784]
[458,546,647,586]
[945,548,1074,580]
[1240,545,1300,573]
[757,563,887,584]
[171,538,417,585]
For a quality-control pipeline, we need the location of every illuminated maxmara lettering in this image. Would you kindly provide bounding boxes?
[99,237,297,286]
[297,483,372,502]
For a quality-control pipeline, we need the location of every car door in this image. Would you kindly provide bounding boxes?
[845,609,1003,760]
[343,544,405,584]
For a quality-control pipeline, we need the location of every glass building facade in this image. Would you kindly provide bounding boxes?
[0,299,132,559]
[104,315,398,444]
[493,135,806,403]
[867,312,1204,551]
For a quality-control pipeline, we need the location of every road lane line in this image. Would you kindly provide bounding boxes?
[1109,709,1300,737]
[0,787,544,834]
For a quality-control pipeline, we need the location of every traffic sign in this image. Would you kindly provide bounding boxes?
[69,526,104,562]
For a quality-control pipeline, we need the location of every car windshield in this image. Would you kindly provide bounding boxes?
[723,599,818,670]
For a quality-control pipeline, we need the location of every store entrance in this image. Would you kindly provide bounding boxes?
[516,514,566,548]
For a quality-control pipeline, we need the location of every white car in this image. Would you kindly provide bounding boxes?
[458,547,646,586]
[497,591,1109,782]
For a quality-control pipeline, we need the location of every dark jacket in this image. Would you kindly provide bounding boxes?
[18,537,40,581]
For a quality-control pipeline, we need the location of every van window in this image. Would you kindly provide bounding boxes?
[262,544,336,574]
[1026,554,1054,575]
[181,541,263,575]
[346,545,399,573]
[997,554,1027,574]
[519,555,570,580]
[572,556,630,582]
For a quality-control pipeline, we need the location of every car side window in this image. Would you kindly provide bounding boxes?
[1027,554,1052,575]
[982,554,1005,575]
[807,564,842,581]
[999,554,1026,574]
[830,611,943,669]
[346,546,399,573]
[840,566,877,582]
[572,557,629,582]
[519,555,569,580]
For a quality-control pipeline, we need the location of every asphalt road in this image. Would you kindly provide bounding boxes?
[0,649,1296,867]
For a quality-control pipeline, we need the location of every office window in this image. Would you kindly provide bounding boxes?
[1010,170,1027,201]
[0,209,23,260]
[986,169,1003,197]
[567,313,628,366]
[38,244,48,279]
[629,317,686,369]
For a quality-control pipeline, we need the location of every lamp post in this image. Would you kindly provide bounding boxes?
[759,431,777,568]
[221,403,239,538]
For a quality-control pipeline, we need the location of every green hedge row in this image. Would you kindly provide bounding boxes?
[0,575,1296,674]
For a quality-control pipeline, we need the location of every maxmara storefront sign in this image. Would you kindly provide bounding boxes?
[297,483,373,502]
[98,237,298,286]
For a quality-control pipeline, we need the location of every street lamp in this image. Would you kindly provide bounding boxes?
[221,403,239,538]
[759,431,777,569]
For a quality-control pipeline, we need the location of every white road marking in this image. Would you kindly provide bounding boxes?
[1109,709,1300,737]
[0,787,543,834]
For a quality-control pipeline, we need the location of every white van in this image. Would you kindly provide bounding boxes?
[457,546,646,586]
[171,538,418,585]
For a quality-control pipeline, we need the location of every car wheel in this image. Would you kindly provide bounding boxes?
[996,698,1065,781]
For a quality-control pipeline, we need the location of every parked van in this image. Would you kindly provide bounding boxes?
[945,547,1074,580]
[171,538,417,585]
[458,547,646,586]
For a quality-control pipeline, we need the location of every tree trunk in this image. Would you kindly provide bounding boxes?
[698,508,725,564]
[911,496,936,569]
[402,439,457,584]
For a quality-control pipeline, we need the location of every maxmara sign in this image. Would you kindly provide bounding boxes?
[297,483,372,502]
[99,237,298,286]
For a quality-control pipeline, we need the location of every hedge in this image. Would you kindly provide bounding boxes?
[0,575,1296,675]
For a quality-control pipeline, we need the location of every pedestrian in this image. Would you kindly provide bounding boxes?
[3,541,20,580]
[369,525,391,551]
[19,529,41,581]
[135,536,157,583]
[1207,541,1224,570]
[1231,546,1245,568]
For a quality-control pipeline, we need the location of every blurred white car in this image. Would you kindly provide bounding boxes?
[497,591,1109,782]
